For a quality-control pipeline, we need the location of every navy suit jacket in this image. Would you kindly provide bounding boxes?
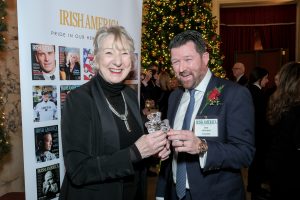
[156,75,255,200]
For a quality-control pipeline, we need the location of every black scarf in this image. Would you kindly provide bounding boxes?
[96,73,125,97]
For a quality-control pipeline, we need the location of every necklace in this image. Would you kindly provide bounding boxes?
[106,92,131,132]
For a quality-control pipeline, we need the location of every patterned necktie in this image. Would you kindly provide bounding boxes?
[176,89,196,199]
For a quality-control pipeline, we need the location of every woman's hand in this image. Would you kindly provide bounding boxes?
[157,140,171,161]
[135,130,168,159]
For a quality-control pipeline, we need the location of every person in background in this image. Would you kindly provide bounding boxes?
[140,66,161,109]
[170,76,180,91]
[156,30,255,200]
[265,61,300,200]
[36,132,57,162]
[141,69,167,177]
[32,44,56,80]
[265,72,279,99]
[246,67,270,200]
[157,70,172,120]
[60,25,170,200]
[232,62,248,86]
[140,70,152,113]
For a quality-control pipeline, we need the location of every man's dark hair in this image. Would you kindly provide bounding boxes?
[169,30,207,54]
[249,67,269,84]
[42,91,50,95]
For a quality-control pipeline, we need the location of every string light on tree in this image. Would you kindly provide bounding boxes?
[141,0,226,78]
[0,96,10,161]
[0,0,7,50]
[0,0,9,161]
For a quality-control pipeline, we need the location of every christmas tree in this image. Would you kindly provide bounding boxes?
[0,0,7,50]
[0,94,10,161]
[141,0,225,78]
[0,0,9,161]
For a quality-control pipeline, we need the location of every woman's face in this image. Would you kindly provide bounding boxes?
[69,53,77,65]
[97,35,132,84]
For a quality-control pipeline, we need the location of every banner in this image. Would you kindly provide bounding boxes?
[17,0,142,199]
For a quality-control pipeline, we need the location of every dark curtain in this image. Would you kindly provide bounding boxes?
[220,4,296,79]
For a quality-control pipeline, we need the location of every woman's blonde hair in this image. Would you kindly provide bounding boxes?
[267,61,300,125]
[93,25,135,71]
[159,71,172,91]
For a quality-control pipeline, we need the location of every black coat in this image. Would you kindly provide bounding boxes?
[59,74,147,200]
[265,105,300,199]
[237,74,248,86]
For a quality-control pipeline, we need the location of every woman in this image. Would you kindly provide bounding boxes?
[265,62,300,200]
[64,51,81,80]
[59,26,170,200]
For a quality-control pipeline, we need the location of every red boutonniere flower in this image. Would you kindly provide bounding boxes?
[200,85,224,114]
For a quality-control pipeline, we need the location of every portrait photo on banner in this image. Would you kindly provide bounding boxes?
[36,163,60,200]
[60,85,80,113]
[32,85,58,122]
[59,46,81,80]
[34,125,59,163]
[31,43,57,81]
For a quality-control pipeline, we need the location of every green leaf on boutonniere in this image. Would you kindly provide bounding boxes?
[200,85,224,115]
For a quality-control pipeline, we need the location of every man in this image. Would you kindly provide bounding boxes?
[156,30,255,200]
[232,62,248,86]
[32,43,56,80]
[34,91,57,122]
[36,132,57,162]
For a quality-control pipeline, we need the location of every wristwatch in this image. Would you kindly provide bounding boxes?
[198,138,208,154]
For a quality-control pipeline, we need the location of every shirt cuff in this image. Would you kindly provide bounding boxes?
[199,151,207,168]
[129,144,142,163]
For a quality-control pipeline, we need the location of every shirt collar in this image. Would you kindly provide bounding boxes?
[43,73,54,80]
[236,74,244,82]
[253,82,262,89]
[187,69,211,93]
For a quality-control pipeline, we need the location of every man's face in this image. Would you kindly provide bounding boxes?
[170,41,209,89]
[42,93,49,102]
[43,134,53,151]
[35,45,56,74]
[232,63,244,78]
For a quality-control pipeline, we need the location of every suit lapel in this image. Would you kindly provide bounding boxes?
[197,76,223,116]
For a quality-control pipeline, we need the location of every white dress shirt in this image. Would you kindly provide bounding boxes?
[156,70,212,200]
[171,69,211,188]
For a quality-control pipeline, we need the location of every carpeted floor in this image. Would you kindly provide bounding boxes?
[0,192,25,200]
